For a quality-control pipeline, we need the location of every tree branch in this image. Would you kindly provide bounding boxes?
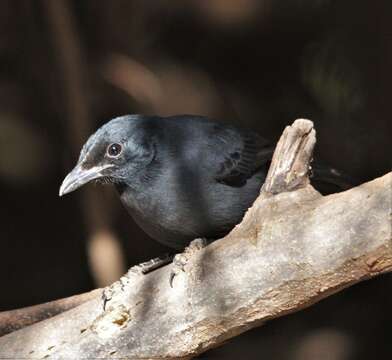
[0,289,101,337]
[0,119,390,359]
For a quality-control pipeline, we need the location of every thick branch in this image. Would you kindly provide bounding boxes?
[0,120,390,359]
[0,289,101,337]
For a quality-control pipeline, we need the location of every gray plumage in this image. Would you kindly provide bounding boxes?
[60,114,350,250]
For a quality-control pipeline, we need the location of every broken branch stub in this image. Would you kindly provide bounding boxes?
[262,118,315,195]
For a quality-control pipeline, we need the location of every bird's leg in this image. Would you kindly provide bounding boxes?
[170,238,208,288]
[102,253,173,310]
[132,253,174,274]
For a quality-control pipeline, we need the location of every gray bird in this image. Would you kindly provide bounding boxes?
[59,115,275,249]
[59,115,351,283]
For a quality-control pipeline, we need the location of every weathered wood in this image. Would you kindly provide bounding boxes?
[0,289,101,337]
[262,118,315,194]
[0,120,390,359]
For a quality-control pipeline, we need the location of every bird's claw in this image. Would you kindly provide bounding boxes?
[101,273,129,311]
[169,238,207,288]
[102,287,114,311]
[169,272,176,288]
[169,255,187,288]
[102,254,173,310]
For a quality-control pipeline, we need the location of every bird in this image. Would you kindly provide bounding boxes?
[59,114,351,285]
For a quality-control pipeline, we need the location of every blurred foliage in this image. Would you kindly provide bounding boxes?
[0,112,50,183]
[302,39,363,116]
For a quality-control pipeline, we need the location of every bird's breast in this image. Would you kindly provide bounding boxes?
[116,166,265,250]
[117,184,199,249]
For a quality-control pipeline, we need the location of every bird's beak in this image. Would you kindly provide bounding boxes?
[59,163,112,197]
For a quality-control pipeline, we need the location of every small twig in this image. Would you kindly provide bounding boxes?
[45,0,126,286]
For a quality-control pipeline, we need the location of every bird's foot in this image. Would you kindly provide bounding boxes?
[169,238,208,288]
[102,253,173,310]
[130,253,173,275]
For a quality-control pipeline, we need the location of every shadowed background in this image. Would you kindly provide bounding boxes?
[0,1,391,359]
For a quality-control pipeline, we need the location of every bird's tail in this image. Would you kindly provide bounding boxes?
[311,163,357,194]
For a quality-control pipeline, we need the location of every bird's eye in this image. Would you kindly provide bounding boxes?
[107,143,122,158]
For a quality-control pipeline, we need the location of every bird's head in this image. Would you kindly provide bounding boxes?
[59,115,155,196]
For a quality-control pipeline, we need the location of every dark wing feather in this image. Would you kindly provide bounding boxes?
[212,125,273,187]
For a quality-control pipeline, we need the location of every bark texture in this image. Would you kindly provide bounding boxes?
[0,119,390,359]
[0,289,101,337]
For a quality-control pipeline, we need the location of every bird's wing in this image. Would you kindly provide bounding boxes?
[211,125,274,187]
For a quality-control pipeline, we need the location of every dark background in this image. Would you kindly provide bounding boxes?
[0,1,391,359]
